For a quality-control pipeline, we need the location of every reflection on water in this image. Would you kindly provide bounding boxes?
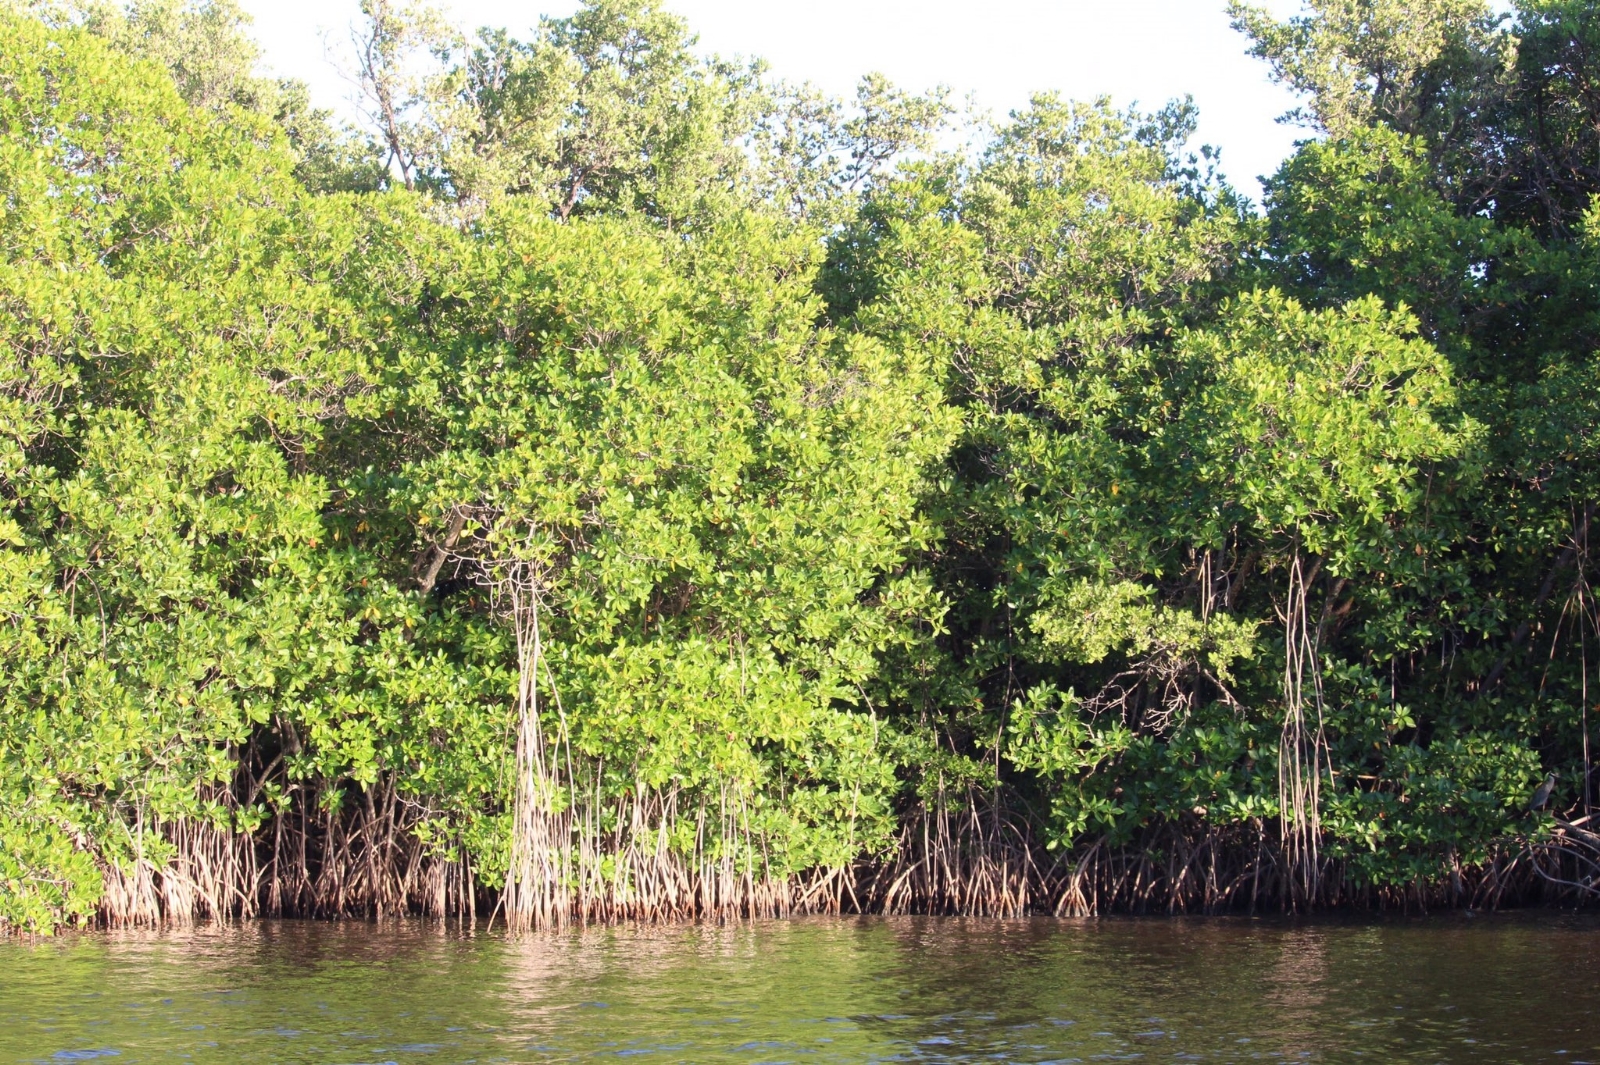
[1,914,1597,1063]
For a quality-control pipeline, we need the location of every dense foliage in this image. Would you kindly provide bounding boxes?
[5,0,1600,931]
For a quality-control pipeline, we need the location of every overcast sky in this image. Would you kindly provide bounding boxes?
[240,0,1310,199]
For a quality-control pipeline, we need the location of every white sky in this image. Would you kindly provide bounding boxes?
[240,0,1311,199]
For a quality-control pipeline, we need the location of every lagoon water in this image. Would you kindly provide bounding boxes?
[1,915,1597,1064]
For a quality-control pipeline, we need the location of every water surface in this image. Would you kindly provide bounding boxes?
[2,914,1596,1063]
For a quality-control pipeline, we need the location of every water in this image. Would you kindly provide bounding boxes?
[1,915,1597,1064]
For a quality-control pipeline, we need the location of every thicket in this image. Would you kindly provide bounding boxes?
[5,0,1600,932]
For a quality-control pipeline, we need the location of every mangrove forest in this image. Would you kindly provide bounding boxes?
[7,0,1600,934]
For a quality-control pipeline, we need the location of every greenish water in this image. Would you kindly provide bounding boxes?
[1,915,1596,1063]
